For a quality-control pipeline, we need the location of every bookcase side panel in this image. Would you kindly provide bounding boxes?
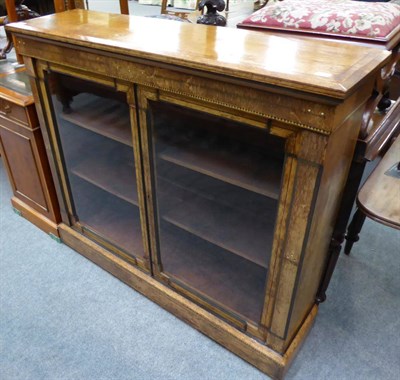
[287,103,365,345]
[263,131,328,352]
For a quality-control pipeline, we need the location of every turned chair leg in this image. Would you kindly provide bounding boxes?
[344,208,366,255]
[0,38,13,60]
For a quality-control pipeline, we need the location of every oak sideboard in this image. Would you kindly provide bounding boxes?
[7,10,391,379]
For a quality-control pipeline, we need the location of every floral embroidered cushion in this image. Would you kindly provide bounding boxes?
[239,0,400,39]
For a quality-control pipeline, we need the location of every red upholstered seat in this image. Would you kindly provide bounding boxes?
[238,0,400,42]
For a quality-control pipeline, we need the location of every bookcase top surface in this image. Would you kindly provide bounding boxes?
[7,9,391,99]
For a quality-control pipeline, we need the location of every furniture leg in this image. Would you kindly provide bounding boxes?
[0,39,13,59]
[333,159,367,245]
[315,236,342,304]
[344,208,366,255]
[315,158,367,302]
[53,0,67,12]
[119,0,129,15]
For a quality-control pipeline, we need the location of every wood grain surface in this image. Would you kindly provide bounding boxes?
[358,137,400,229]
[9,10,393,378]
[6,9,391,98]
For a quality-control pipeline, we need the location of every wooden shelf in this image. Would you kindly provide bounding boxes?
[71,177,144,257]
[61,94,132,146]
[71,151,138,207]
[70,145,275,268]
[160,222,267,323]
[158,143,282,199]
[158,177,275,268]
[157,160,275,218]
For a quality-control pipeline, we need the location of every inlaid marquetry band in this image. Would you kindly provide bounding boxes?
[140,83,331,136]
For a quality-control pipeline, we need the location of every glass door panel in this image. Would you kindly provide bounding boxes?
[149,101,285,324]
[45,72,145,261]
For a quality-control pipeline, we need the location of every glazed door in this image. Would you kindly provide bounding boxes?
[40,71,149,270]
[138,87,286,335]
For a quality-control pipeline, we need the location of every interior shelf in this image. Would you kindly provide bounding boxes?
[158,143,282,200]
[69,143,274,268]
[158,176,275,268]
[71,149,139,207]
[71,177,144,257]
[61,94,132,147]
[157,160,275,218]
[160,222,267,323]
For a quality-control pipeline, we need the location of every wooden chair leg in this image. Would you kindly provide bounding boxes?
[0,38,13,60]
[344,208,366,255]
[119,0,129,15]
[329,159,367,253]
[315,158,367,302]
[316,235,342,303]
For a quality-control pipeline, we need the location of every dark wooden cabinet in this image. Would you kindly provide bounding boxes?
[7,10,391,379]
[0,69,60,236]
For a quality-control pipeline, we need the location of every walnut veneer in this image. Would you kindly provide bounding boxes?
[7,10,391,379]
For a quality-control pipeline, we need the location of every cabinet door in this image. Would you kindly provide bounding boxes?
[140,94,286,332]
[41,71,148,268]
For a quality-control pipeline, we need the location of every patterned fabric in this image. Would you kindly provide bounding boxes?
[241,0,400,38]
